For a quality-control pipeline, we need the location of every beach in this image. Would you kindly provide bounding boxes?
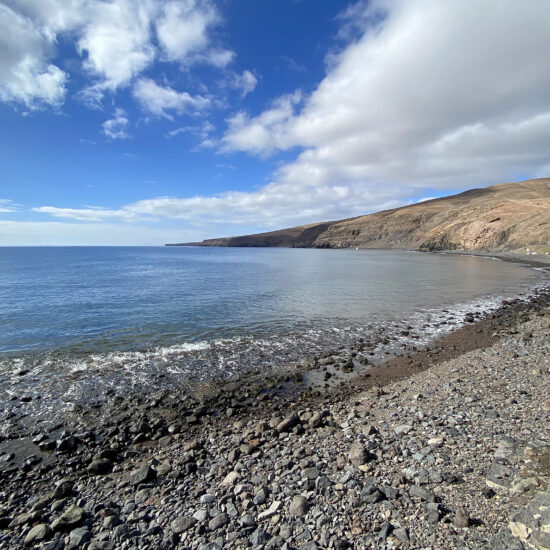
[0,260,548,549]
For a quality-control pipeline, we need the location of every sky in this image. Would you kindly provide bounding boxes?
[1,0,550,245]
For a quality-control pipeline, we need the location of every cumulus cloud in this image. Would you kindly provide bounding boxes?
[222,0,550,191]
[0,0,235,110]
[133,78,210,119]
[76,0,156,94]
[102,108,130,140]
[0,4,67,109]
[221,91,302,156]
[156,0,235,68]
[231,70,258,98]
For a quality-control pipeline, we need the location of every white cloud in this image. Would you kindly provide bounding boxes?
[156,0,234,67]
[0,0,234,110]
[166,120,214,139]
[0,4,67,109]
[33,180,408,230]
[76,0,157,95]
[0,199,18,213]
[221,91,302,156]
[222,0,550,193]
[156,0,214,61]
[33,206,131,221]
[133,78,210,119]
[231,70,258,98]
[102,108,130,140]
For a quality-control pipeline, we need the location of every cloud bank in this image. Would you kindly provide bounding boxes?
[0,0,239,110]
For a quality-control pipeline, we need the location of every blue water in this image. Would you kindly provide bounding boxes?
[0,247,545,420]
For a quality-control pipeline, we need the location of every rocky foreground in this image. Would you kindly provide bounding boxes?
[0,290,549,549]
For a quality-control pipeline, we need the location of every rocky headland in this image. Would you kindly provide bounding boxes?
[168,178,550,254]
[0,281,549,549]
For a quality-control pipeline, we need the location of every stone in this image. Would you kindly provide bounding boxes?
[276,413,300,433]
[200,493,216,504]
[171,516,196,534]
[129,465,156,486]
[349,441,369,466]
[88,459,113,475]
[253,487,269,505]
[308,412,322,428]
[302,467,319,480]
[208,512,228,530]
[249,527,269,546]
[290,495,309,517]
[454,507,471,528]
[486,462,514,490]
[51,504,85,531]
[409,485,436,502]
[220,471,240,487]
[9,511,40,528]
[69,527,92,546]
[103,515,120,529]
[258,501,282,521]
[24,524,49,546]
[52,480,73,499]
[392,527,409,543]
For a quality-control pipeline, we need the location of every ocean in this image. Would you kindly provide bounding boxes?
[0,246,545,423]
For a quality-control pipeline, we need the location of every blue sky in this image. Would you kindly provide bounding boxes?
[1,0,550,245]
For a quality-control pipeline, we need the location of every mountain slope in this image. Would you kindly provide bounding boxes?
[169,178,550,252]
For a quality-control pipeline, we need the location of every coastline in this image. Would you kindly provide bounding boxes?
[0,275,549,548]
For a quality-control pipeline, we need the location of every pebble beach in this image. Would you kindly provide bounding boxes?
[0,270,549,549]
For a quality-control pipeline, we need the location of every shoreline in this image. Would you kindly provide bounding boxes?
[0,279,549,548]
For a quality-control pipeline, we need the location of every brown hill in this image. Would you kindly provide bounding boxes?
[169,178,550,252]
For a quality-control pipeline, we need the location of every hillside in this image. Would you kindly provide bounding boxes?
[168,178,550,252]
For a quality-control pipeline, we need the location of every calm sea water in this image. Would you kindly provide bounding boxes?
[0,247,545,421]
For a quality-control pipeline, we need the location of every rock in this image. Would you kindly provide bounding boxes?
[392,527,409,543]
[208,512,228,530]
[308,412,323,428]
[220,471,240,487]
[409,485,436,503]
[200,493,216,504]
[276,413,300,433]
[258,501,282,521]
[52,479,73,499]
[171,516,196,534]
[302,467,319,480]
[253,487,269,505]
[103,515,120,529]
[129,465,156,486]
[349,441,369,466]
[51,504,85,531]
[24,523,49,546]
[289,495,309,517]
[394,424,413,435]
[56,436,78,453]
[486,462,514,490]
[249,527,269,546]
[9,511,41,528]
[69,527,92,546]
[88,458,113,475]
[454,507,471,528]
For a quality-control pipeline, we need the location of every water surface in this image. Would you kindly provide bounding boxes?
[0,247,545,422]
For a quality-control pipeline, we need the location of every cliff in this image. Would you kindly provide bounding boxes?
[168,178,550,252]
